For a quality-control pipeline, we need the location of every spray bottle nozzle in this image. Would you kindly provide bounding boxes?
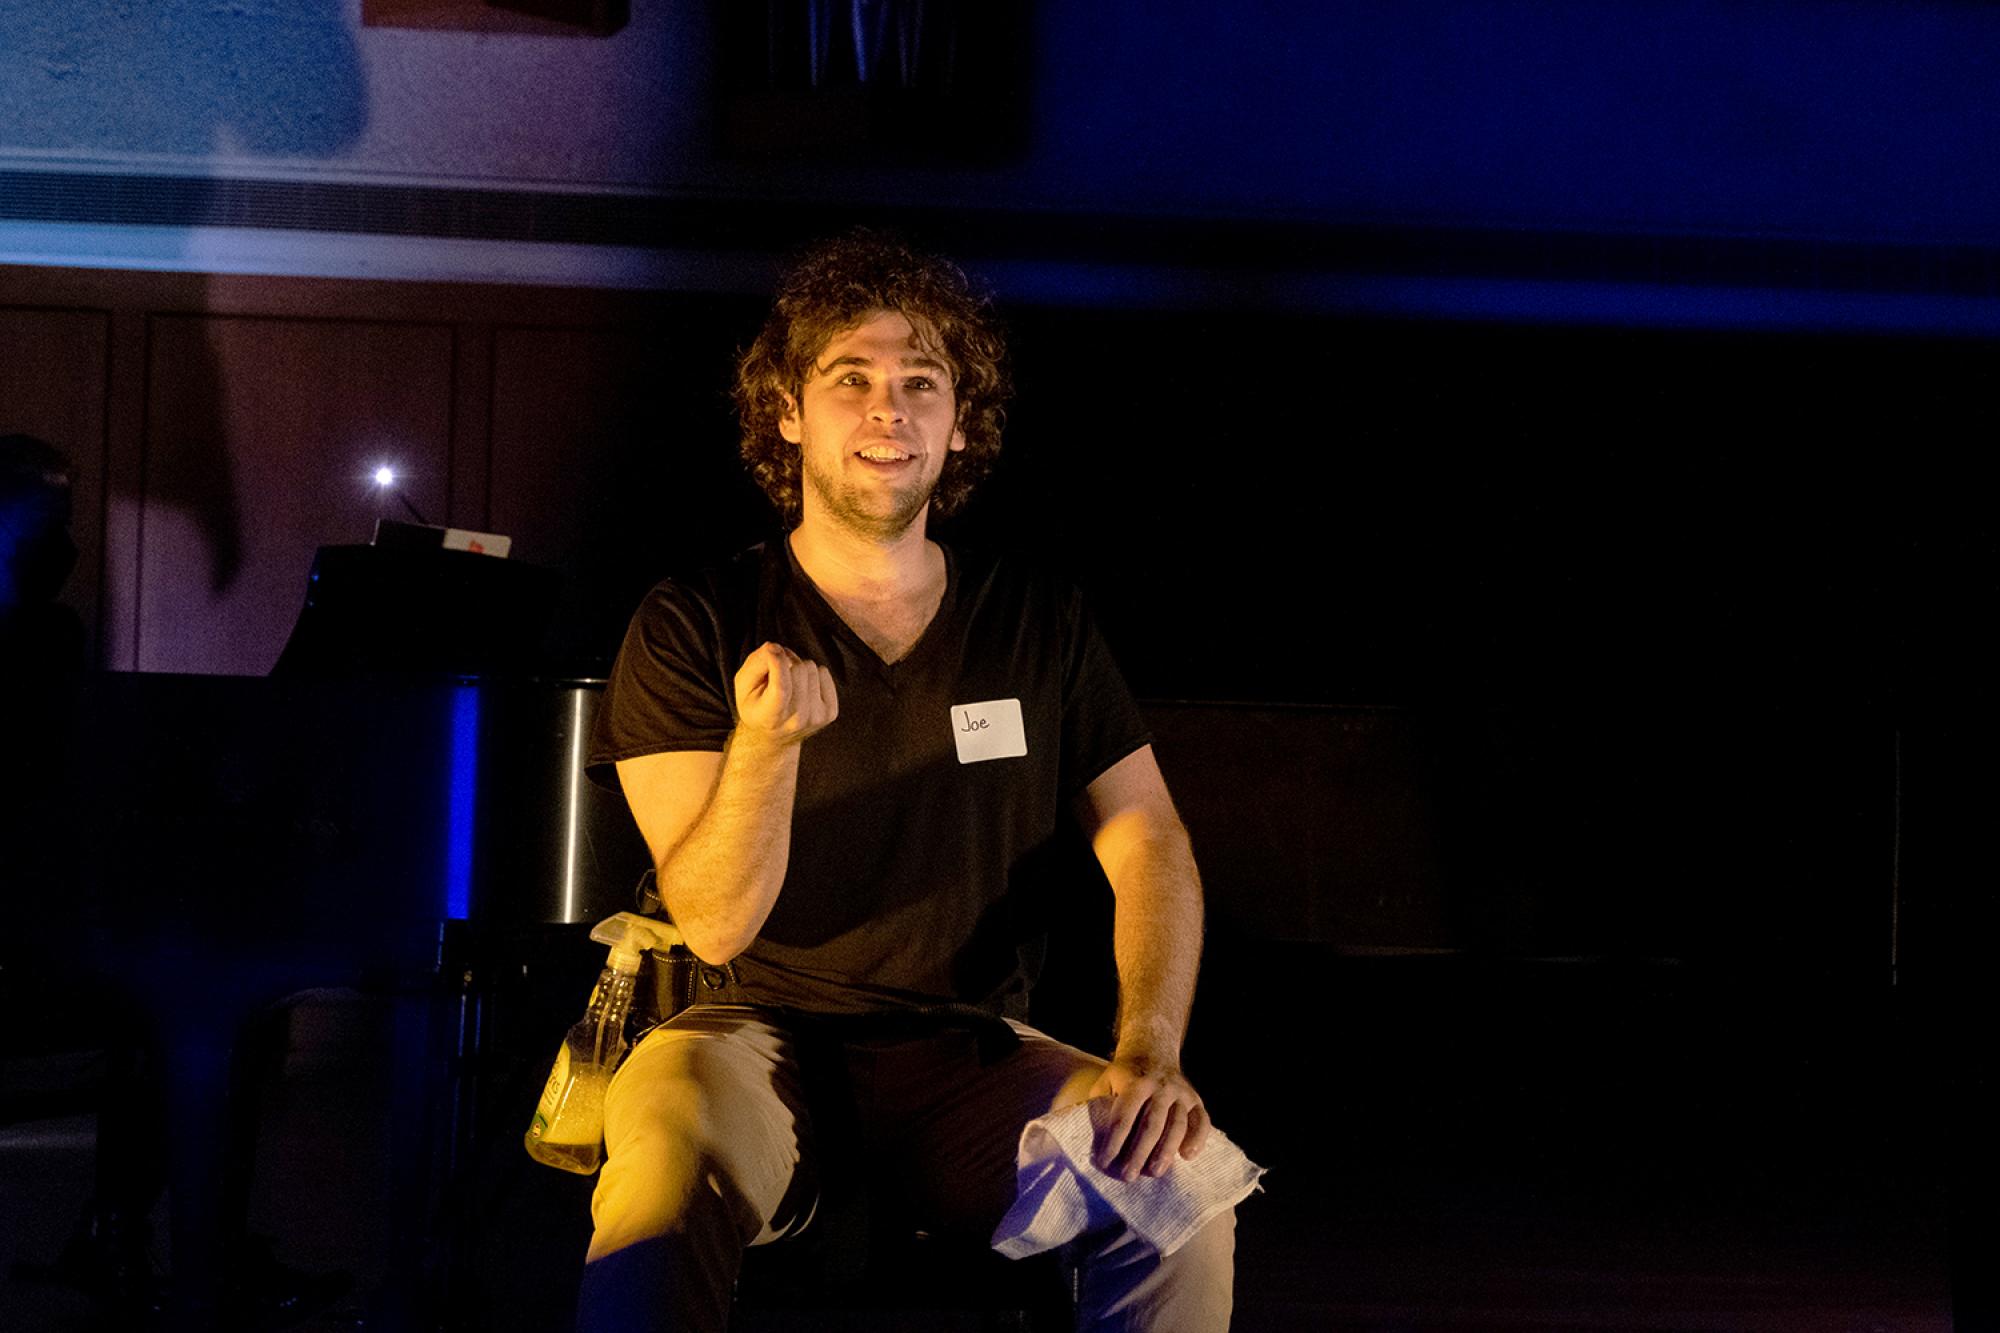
[589,911,685,975]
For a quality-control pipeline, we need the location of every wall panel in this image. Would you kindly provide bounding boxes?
[3,262,699,678]
[133,315,453,674]
[487,317,768,671]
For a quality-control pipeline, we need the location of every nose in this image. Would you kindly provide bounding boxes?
[866,380,908,423]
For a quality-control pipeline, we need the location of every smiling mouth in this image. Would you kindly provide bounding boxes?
[855,446,915,463]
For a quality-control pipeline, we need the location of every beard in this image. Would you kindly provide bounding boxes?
[799,447,941,540]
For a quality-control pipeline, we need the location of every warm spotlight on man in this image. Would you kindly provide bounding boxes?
[576,232,1240,1332]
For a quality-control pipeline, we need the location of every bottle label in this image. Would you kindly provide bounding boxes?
[526,1045,569,1142]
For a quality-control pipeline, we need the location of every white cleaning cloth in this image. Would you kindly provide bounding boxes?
[991,1098,1265,1259]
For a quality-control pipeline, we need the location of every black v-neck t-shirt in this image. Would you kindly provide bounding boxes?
[588,540,1150,1017]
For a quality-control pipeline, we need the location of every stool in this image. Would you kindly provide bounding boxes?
[732,1222,1073,1332]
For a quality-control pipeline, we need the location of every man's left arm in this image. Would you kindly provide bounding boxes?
[1072,744,1213,1181]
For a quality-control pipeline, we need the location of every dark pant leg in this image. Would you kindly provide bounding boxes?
[887,1022,1237,1332]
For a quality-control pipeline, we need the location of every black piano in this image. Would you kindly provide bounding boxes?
[5,545,653,1332]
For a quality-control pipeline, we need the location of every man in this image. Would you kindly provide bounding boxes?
[580,232,1234,1331]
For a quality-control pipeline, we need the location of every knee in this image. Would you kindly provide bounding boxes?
[588,1032,803,1259]
[1071,1209,1237,1331]
[1168,1207,1236,1282]
[590,1089,759,1258]
[1088,1206,1236,1276]
[587,1145,748,1263]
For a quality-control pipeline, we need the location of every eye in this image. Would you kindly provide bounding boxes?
[837,371,868,387]
[906,376,937,391]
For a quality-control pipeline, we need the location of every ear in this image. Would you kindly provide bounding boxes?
[949,410,967,453]
[777,392,802,445]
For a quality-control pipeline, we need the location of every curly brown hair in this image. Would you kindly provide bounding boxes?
[734,230,1010,528]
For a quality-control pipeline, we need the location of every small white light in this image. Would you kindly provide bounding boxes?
[374,465,396,487]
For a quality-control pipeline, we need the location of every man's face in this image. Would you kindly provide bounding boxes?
[780,309,966,539]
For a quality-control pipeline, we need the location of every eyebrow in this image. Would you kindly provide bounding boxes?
[817,353,952,378]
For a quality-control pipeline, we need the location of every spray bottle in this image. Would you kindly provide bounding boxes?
[524,911,682,1174]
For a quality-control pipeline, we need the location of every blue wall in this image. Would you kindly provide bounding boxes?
[0,1,365,160]
[1025,0,2000,247]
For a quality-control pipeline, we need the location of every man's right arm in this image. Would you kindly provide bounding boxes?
[613,642,837,965]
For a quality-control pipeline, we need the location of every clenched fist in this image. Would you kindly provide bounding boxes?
[733,642,839,747]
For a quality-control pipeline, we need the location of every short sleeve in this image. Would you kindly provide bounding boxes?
[1057,585,1152,805]
[586,579,736,788]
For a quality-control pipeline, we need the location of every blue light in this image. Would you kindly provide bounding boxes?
[445,686,479,920]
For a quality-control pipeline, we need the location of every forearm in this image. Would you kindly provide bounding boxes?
[1074,750,1213,1173]
[658,731,800,963]
[1105,823,1205,1065]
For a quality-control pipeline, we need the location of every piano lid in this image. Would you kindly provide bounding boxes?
[273,544,564,679]
[33,674,649,959]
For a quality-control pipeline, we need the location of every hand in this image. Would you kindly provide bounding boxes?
[732,642,838,747]
[1086,1053,1211,1182]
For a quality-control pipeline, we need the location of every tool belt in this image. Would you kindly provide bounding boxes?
[626,870,740,1026]
[622,872,1019,1062]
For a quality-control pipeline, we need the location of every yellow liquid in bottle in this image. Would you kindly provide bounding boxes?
[524,1058,610,1174]
[526,1136,603,1175]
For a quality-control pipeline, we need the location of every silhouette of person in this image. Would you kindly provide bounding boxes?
[0,432,84,679]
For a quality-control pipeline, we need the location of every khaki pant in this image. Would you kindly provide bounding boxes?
[577,1006,1235,1332]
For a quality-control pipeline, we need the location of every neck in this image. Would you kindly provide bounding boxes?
[788,507,938,600]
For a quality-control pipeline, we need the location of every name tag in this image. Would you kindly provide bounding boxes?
[951,698,1028,764]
